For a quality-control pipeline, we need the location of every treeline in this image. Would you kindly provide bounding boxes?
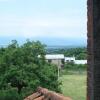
[0,40,61,100]
[46,47,87,60]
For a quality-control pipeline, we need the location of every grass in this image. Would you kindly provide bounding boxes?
[60,69,87,100]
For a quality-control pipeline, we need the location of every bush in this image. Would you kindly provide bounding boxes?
[61,63,87,75]
[0,89,23,100]
[64,62,87,70]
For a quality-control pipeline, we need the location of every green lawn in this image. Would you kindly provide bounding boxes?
[60,74,86,100]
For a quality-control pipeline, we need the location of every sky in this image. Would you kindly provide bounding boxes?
[0,0,87,46]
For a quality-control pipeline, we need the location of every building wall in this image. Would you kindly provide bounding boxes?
[74,60,87,64]
[65,57,75,63]
[65,57,87,64]
[46,59,64,68]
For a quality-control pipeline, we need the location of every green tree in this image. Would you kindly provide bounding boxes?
[0,40,61,98]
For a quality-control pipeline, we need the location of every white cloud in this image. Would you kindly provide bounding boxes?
[0,15,87,38]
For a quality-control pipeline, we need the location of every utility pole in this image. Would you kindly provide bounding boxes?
[57,60,60,80]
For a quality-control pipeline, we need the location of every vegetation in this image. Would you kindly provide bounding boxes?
[0,40,87,100]
[46,47,87,59]
[0,40,61,99]
[62,62,87,74]
[60,74,86,100]
[60,63,86,100]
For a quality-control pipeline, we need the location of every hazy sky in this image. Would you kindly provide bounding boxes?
[0,0,87,46]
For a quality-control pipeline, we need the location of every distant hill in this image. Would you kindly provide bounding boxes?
[46,45,86,49]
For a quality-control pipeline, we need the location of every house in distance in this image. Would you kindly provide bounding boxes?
[38,54,87,68]
[45,54,65,68]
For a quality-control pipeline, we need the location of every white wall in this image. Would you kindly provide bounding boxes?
[74,60,87,64]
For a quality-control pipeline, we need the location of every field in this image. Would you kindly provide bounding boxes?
[60,70,86,100]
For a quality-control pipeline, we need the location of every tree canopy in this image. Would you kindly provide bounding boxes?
[46,47,87,60]
[0,40,61,99]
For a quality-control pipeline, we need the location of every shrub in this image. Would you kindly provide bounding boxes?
[0,89,23,100]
